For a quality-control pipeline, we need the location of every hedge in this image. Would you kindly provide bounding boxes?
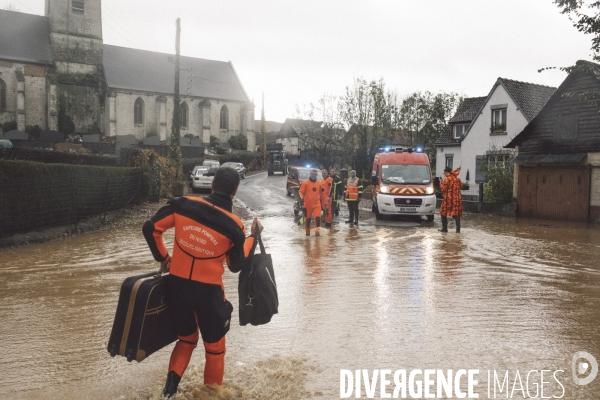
[0,160,143,237]
[0,147,117,167]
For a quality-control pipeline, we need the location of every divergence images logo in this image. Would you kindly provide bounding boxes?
[572,351,598,386]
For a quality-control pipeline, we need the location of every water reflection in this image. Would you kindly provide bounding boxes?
[1,215,600,399]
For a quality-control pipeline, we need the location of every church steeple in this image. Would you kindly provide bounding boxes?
[46,0,103,67]
[45,0,105,134]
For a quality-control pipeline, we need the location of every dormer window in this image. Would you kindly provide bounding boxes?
[454,123,468,139]
[72,0,84,14]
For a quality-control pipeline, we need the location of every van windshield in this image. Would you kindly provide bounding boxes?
[299,170,323,180]
[381,164,431,184]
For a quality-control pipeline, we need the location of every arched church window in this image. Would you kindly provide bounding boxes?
[220,105,229,130]
[134,97,144,125]
[180,102,188,128]
[0,78,6,109]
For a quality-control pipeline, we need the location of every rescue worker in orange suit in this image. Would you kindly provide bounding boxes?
[143,167,263,399]
[329,167,342,217]
[299,168,323,236]
[438,166,463,233]
[321,169,333,228]
[344,170,363,225]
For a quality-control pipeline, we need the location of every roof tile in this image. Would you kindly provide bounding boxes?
[498,78,556,121]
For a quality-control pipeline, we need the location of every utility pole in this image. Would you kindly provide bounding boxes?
[169,18,183,186]
[261,92,266,167]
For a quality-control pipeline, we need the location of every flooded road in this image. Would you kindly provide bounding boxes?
[2,173,600,399]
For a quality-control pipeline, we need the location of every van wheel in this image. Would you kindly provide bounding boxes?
[374,205,382,220]
[427,215,434,222]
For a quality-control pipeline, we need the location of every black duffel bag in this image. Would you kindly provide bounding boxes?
[238,232,279,326]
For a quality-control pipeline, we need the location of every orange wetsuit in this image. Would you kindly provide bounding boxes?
[143,194,256,385]
[299,178,323,235]
[321,176,333,225]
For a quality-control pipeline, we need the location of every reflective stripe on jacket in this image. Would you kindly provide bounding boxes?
[143,195,255,287]
[331,175,343,200]
[345,179,360,201]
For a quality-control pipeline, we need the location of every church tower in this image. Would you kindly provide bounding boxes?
[45,0,105,134]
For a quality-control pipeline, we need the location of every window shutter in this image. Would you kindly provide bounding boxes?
[475,155,486,183]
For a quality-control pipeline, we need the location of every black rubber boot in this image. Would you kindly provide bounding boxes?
[354,209,359,225]
[348,206,355,224]
[454,216,461,233]
[438,216,448,232]
[161,370,181,399]
[325,222,331,228]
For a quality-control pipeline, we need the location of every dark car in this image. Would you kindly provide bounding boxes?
[286,167,323,196]
[221,162,246,179]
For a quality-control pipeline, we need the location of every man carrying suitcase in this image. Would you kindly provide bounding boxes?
[143,167,263,398]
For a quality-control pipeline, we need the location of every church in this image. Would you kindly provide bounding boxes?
[0,0,256,149]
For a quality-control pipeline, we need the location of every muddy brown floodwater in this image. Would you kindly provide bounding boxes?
[1,211,600,399]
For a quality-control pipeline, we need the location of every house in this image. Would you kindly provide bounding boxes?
[277,118,323,155]
[435,97,486,183]
[345,124,411,149]
[435,79,556,200]
[254,119,283,151]
[0,2,255,150]
[505,60,600,222]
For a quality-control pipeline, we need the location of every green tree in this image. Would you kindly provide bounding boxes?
[229,134,248,150]
[481,153,514,203]
[210,135,219,148]
[399,91,462,167]
[555,0,600,60]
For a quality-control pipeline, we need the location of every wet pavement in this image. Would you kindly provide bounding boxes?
[1,172,600,399]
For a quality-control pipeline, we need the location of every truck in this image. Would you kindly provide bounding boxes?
[370,147,436,222]
[266,143,288,176]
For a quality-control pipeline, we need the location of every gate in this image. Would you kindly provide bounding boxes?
[518,165,590,221]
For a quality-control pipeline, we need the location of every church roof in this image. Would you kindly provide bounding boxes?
[0,10,54,65]
[103,45,250,102]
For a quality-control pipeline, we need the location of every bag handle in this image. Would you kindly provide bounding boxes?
[256,231,266,255]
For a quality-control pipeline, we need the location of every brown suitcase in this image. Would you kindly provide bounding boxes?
[107,271,177,362]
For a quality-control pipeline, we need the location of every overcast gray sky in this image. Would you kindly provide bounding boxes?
[2,0,594,123]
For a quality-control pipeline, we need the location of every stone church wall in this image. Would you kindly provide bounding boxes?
[0,61,18,126]
[0,62,53,130]
[109,91,253,148]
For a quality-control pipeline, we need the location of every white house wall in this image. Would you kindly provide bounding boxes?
[277,137,299,155]
[460,84,529,197]
[436,146,461,178]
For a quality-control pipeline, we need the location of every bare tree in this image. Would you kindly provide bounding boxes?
[2,4,20,11]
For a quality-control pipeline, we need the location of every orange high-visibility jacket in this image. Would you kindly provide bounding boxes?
[299,178,323,209]
[143,195,255,287]
[344,179,360,201]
